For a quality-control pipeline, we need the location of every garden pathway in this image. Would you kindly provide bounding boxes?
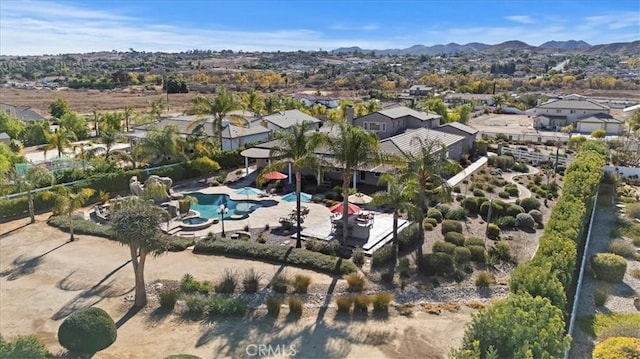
[501,168,539,202]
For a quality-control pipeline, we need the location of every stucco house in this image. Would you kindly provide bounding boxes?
[352,106,442,139]
[291,94,339,109]
[261,110,322,132]
[575,114,624,135]
[532,94,611,129]
[408,85,433,97]
[444,93,495,107]
[0,102,48,122]
[436,122,478,154]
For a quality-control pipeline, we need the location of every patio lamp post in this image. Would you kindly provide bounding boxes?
[217,203,229,237]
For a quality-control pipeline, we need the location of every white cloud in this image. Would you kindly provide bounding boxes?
[505,15,536,24]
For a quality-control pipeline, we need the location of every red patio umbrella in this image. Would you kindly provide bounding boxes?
[262,171,288,180]
[328,201,361,215]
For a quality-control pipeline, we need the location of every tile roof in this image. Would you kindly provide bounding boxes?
[379,128,465,157]
[134,115,270,139]
[377,106,442,121]
[220,124,270,139]
[262,110,320,129]
[536,97,609,111]
[576,115,622,124]
[0,102,47,122]
[439,122,478,135]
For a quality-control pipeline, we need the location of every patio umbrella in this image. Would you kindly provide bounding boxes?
[348,192,373,205]
[328,201,361,215]
[281,191,312,203]
[235,186,263,199]
[262,171,288,180]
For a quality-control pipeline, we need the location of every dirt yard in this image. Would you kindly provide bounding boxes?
[0,216,473,359]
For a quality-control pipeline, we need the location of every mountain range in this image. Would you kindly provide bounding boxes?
[332,40,640,56]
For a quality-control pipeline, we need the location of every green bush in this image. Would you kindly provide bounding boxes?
[398,223,421,251]
[475,271,494,288]
[504,183,519,197]
[512,162,529,173]
[242,268,262,294]
[468,245,486,263]
[515,213,536,230]
[397,257,410,278]
[608,239,637,259]
[433,240,456,254]
[293,274,311,294]
[444,232,465,246]
[496,216,516,230]
[351,248,365,267]
[627,203,640,220]
[305,239,339,256]
[465,237,485,247]
[353,294,371,314]
[0,335,50,359]
[493,241,511,261]
[184,294,207,316]
[180,274,212,294]
[528,209,543,224]
[454,247,472,265]
[429,252,455,276]
[335,295,353,314]
[498,191,510,199]
[424,223,433,231]
[427,208,443,223]
[487,223,500,239]
[58,307,117,354]
[372,292,394,313]
[509,263,567,310]
[506,205,525,217]
[473,188,485,197]
[445,208,468,220]
[441,220,463,234]
[159,288,179,309]
[462,197,480,214]
[371,244,394,268]
[193,239,357,275]
[266,296,282,317]
[206,297,247,317]
[215,269,238,294]
[594,288,609,307]
[344,273,366,292]
[593,337,640,359]
[520,197,541,212]
[423,217,438,228]
[288,297,304,317]
[591,253,627,283]
[271,274,289,294]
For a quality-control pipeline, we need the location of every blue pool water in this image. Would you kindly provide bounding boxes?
[186,192,262,220]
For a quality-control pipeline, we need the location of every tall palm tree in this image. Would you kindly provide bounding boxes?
[134,125,184,164]
[188,89,243,151]
[12,166,54,224]
[124,106,135,132]
[44,187,95,241]
[325,122,382,244]
[98,122,121,157]
[44,127,76,158]
[370,173,416,265]
[401,137,450,261]
[260,122,325,248]
[264,95,282,115]
[242,90,264,117]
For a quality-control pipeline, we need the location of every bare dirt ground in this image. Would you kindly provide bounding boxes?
[0,216,473,359]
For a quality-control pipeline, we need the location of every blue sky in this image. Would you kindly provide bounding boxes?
[1,0,638,55]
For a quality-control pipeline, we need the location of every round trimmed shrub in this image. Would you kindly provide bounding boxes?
[423,217,438,228]
[515,213,536,231]
[593,337,640,359]
[506,205,525,217]
[436,204,451,217]
[427,208,443,223]
[444,232,465,246]
[520,197,541,212]
[528,209,543,224]
[473,189,485,197]
[424,223,433,231]
[591,253,627,283]
[58,307,117,354]
[462,197,480,214]
[498,191,510,199]
[454,247,472,265]
[504,184,519,197]
[432,240,456,254]
[441,220,463,235]
[468,245,486,263]
[479,200,507,218]
[429,252,455,276]
[445,208,468,220]
[465,237,485,247]
[487,223,500,239]
[496,216,517,230]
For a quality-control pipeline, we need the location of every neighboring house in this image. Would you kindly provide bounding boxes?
[408,85,433,97]
[532,94,611,129]
[221,124,271,151]
[0,132,10,144]
[352,106,442,139]
[444,93,495,107]
[291,94,339,109]
[261,110,322,132]
[575,114,624,135]
[0,102,48,122]
[437,122,479,154]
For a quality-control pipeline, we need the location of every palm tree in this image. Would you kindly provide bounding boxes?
[325,122,383,244]
[134,125,184,164]
[124,106,135,132]
[188,89,243,151]
[12,166,54,224]
[110,197,169,307]
[44,127,76,158]
[98,122,121,157]
[260,122,325,248]
[370,173,416,265]
[44,187,95,241]
[264,95,282,115]
[401,137,450,261]
[242,90,264,116]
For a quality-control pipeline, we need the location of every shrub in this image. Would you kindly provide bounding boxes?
[515,213,536,231]
[591,253,627,282]
[465,237,485,247]
[353,294,371,314]
[608,239,637,259]
[336,295,353,314]
[512,162,529,173]
[351,248,365,267]
[429,252,455,276]
[159,288,179,309]
[520,197,541,212]
[475,271,494,288]
[445,208,468,220]
[184,294,207,316]
[293,275,311,294]
[305,239,339,256]
[441,220,463,234]
[265,296,282,317]
[345,273,366,292]
[206,297,247,316]
[509,263,567,309]
[423,217,438,228]
[0,335,50,359]
[593,337,640,359]
[436,204,451,217]
[427,208,443,223]
[215,269,238,294]
[372,292,394,313]
[493,242,511,261]
[498,191,510,199]
[487,223,500,239]
[288,297,303,317]
[193,240,357,275]
[506,205,525,217]
[398,223,421,251]
[271,274,289,294]
[58,307,117,354]
[453,185,461,193]
[433,240,456,254]
[594,288,609,307]
[468,245,486,263]
[496,216,516,230]
[180,273,212,294]
[424,223,433,231]
[504,184,519,197]
[486,184,495,193]
[462,197,480,214]
[371,244,394,268]
[242,268,262,294]
[397,257,411,278]
[444,232,465,246]
[632,269,640,279]
[454,247,472,265]
[627,203,640,220]
[528,209,543,224]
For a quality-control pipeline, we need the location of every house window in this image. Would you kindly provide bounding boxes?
[570,110,575,114]
[365,122,386,132]
[556,110,561,113]
[360,171,366,181]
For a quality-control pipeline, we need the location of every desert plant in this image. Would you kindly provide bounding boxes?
[397,257,411,278]
[353,294,371,314]
[433,240,456,254]
[429,252,455,276]
[215,269,238,293]
[473,189,485,197]
[454,247,472,265]
[519,197,541,212]
[424,223,433,231]
[206,297,247,316]
[184,294,208,316]
[528,209,543,224]
[266,296,282,317]
[468,245,486,263]
[344,273,366,292]
[336,295,353,314]
[271,273,289,293]
[627,203,640,220]
[592,337,640,359]
[493,241,511,261]
[352,248,365,267]
[288,297,303,317]
[371,244,394,268]
[423,217,438,228]
[496,216,517,230]
[504,184,520,197]
[441,220,463,234]
[242,268,263,293]
[445,208,468,220]
[475,271,494,288]
[159,288,179,310]
[594,288,610,306]
[487,223,500,239]
[0,335,50,359]
[427,208,443,223]
[608,239,637,259]
[632,269,640,279]
[498,191,510,199]
[58,307,117,354]
[180,273,212,294]
[444,232,465,246]
[293,274,312,294]
[591,253,627,283]
[372,292,394,313]
[515,213,536,231]
[506,205,525,217]
[465,237,485,247]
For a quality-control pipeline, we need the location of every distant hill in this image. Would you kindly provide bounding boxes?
[331,40,640,56]
[539,40,591,50]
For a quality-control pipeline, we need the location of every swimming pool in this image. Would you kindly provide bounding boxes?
[186,192,262,220]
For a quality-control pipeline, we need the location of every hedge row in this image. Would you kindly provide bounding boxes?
[461,141,606,357]
[193,240,357,276]
[47,216,193,252]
